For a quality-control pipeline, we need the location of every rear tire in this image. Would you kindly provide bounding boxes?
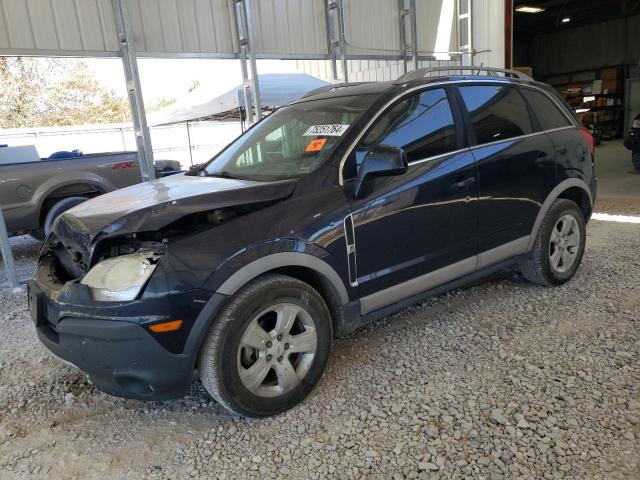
[43,196,88,237]
[198,274,332,417]
[519,199,586,286]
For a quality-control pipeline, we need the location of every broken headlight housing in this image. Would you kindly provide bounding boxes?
[81,250,160,302]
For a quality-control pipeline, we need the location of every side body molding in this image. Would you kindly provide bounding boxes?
[527,178,593,250]
[216,252,350,304]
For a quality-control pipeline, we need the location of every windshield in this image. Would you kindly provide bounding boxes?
[204,95,376,181]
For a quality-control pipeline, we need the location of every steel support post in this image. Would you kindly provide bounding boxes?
[324,0,338,81]
[112,0,155,182]
[398,0,408,74]
[399,0,418,73]
[457,0,473,66]
[336,0,348,83]
[0,210,19,289]
[409,0,418,70]
[234,0,262,125]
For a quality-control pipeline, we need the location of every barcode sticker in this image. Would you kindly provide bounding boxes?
[303,124,350,136]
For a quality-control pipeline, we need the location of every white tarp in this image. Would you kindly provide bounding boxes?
[149,73,330,126]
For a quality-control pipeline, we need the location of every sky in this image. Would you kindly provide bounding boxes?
[85,58,300,104]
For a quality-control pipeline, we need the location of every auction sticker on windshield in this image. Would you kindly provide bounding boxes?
[303,124,350,136]
[305,138,327,152]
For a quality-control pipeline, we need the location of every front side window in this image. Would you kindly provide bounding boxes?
[353,88,458,170]
[459,85,533,145]
[204,95,376,181]
[520,88,573,131]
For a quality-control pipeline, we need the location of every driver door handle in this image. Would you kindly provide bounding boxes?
[451,177,476,191]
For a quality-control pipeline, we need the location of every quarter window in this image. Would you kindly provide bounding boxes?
[459,85,533,145]
[520,88,573,131]
[356,88,458,165]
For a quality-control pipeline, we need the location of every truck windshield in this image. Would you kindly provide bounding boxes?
[204,95,376,181]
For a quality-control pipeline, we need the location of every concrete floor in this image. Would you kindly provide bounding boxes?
[593,139,640,214]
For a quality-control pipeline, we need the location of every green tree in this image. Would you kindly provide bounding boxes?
[0,57,132,128]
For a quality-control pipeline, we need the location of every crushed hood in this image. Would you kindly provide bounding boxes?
[49,174,297,267]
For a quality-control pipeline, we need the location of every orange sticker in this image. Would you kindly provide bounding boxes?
[305,138,327,152]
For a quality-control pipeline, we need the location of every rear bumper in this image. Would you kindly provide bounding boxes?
[28,261,229,400]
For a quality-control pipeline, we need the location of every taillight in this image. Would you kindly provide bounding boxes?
[578,127,595,157]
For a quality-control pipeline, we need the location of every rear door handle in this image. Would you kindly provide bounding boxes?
[451,177,476,191]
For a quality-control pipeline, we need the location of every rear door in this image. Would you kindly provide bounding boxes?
[344,87,479,312]
[456,83,556,256]
[519,87,591,186]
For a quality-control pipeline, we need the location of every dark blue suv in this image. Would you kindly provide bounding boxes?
[29,68,596,417]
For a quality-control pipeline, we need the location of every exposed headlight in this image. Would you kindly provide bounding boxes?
[633,119,640,129]
[81,251,160,302]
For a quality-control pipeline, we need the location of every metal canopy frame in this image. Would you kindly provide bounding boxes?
[325,0,348,82]
[457,0,474,66]
[112,0,155,182]
[0,210,20,290]
[234,0,262,124]
[0,0,466,291]
[399,0,418,74]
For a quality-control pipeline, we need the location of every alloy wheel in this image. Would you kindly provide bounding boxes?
[237,303,318,398]
[549,214,581,274]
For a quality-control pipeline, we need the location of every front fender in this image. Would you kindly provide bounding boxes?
[204,239,350,304]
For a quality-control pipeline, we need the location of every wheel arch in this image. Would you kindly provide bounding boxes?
[216,252,349,305]
[215,253,351,338]
[38,182,107,225]
[527,178,593,251]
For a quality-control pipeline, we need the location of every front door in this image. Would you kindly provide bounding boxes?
[344,87,479,314]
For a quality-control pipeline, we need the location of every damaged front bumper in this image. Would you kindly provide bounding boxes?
[28,256,227,400]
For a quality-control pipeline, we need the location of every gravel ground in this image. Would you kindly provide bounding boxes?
[0,218,638,479]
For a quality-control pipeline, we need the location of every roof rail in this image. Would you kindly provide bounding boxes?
[302,82,371,98]
[395,66,533,83]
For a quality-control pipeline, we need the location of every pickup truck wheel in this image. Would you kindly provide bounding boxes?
[519,199,586,286]
[632,152,640,170]
[43,197,88,237]
[197,274,332,417]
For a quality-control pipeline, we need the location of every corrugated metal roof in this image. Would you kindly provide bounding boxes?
[0,0,463,60]
[343,0,400,56]
[0,0,237,57]
[250,0,327,56]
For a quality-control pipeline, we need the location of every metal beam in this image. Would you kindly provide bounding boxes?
[399,0,418,73]
[324,0,338,81]
[337,0,348,83]
[234,0,262,125]
[112,0,155,182]
[326,1,348,82]
[0,210,19,290]
[457,0,473,66]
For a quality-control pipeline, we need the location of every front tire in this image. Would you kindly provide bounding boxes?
[632,151,640,170]
[198,274,332,417]
[519,199,586,286]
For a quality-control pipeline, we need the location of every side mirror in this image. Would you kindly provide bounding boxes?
[353,145,408,197]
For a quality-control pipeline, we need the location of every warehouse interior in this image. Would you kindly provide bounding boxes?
[511,0,640,213]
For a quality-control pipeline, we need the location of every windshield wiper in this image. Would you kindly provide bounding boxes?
[205,170,240,179]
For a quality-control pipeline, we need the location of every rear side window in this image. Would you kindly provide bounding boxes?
[459,85,533,145]
[357,88,458,163]
[520,88,573,130]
